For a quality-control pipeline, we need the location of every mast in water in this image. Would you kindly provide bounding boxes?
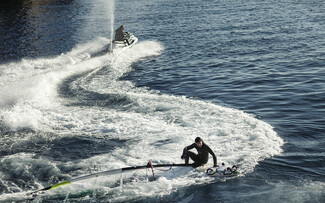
[29,162,192,195]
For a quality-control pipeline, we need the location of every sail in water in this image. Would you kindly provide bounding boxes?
[29,162,192,196]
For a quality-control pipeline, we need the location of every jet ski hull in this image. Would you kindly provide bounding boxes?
[113,32,138,50]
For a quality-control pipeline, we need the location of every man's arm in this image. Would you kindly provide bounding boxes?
[181,143,196,159]
[206,145,217,167]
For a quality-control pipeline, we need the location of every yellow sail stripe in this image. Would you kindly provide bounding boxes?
[50,181,71,190]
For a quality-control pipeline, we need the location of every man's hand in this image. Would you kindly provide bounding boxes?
[181,148,187,159]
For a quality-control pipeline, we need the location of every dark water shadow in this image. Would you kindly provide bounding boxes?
[0,130,126,162]
[58,70,135,109]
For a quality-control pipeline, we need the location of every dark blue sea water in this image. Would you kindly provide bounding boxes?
[0,0,324,202]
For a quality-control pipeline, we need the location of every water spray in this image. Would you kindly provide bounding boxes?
[109,0,115,52]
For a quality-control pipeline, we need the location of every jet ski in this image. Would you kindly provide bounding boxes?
[112,32,138,50]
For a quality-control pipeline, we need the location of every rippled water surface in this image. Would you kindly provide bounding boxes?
[0,0,324,202]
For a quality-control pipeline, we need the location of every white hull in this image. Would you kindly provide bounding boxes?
[112,32,138,50]
[204,164,240,177]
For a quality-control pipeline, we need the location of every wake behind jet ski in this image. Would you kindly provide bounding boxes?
[113,25,138,50]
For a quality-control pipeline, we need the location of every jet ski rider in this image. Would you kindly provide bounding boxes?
[181,137,217,168]
[115,25,129,45]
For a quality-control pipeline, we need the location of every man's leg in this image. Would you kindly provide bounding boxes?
[192,161,205,168]
[185,151,199,164]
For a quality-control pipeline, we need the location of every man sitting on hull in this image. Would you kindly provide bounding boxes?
[181,137,217,168]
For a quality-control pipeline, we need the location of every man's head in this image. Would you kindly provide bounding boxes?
[195,137,203,148]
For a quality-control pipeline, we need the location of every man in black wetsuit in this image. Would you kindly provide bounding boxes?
[181,137,217,168]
